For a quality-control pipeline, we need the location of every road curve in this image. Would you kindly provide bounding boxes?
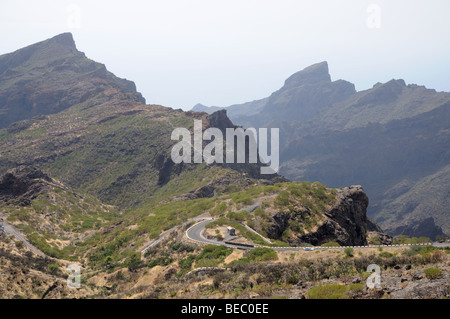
[185,219,450,252]
[1,220,46,258]
[186,219,254,250]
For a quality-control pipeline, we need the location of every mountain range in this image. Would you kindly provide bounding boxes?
[193,61,450,239]
[0,32,448,300]
[0,33,373,258]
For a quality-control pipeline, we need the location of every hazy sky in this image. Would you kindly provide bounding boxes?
[1,0,450,110]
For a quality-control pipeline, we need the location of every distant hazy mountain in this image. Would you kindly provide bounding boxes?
[191,61,355,127]
[192,97,268,120]
[194,62,450,238]
[192,103,224,113]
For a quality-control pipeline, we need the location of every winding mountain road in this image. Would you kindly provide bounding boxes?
[185,218,450,252]
[0,217,46,258]
[140,215,213,254]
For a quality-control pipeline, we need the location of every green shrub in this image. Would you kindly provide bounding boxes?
[195,258,221,268]
[321,241,340,247]
[147,255,173,268]
[254,208,268,218]
[47,263,60,274]
[179,255,195,270]
[195,245,232,267]
[126,252,142,271]
[402,245,437,257]
[307,282,364,299]
[247,247,278,262]
[379,251,394,258]
[369,237,381,245]
[261,201,270,208]
[289,220,303,233]
[15,241,24,249]
[424,267,442,279]
[393,235,431,245]
[275,191,290,206]
[307,284,349,299]
[227,211,250,222]
[348,283,365,292]
[213,203,227,215]
[171,242,182,251]
[240,197,254,205]
[344,248,354,258]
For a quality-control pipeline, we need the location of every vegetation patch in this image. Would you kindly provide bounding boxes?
[195,245,233,268]
[424,267,443,280]
[307,283,364,299]
[228,247,278,265]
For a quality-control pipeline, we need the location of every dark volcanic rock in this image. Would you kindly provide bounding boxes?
[367,231,394,245]
[206,110,288,182]
[298,185,370,246]
[266,185,373,246]
[267,211,291,239]
[207,109,238,134]
[0,166,59,205]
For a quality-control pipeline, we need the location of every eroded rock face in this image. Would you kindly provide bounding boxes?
[206,110,237,134]
[266,185,375,246]
[0,166,58,205]
[367,231,394,245]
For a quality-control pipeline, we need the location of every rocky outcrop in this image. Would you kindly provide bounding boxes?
[155,153,184,186]
[206,109,238,134]
[282,61,332,89]
[0,166,64,205]
[367,231,394,245]
[266,185,377,246]
[353,79,406,107]
[206,110,288,181]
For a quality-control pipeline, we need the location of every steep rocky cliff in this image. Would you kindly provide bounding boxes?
[266,185,374,246]
[0,166,64,205]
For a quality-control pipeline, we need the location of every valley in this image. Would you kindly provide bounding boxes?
[0,33,448,300]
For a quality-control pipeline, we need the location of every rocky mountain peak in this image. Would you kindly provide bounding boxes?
[0,33,79,75]
[48,32,76,47]
[206,109,237,133]
[283,61,331,89]
[354,78,407,107]
[0,33,145,129]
